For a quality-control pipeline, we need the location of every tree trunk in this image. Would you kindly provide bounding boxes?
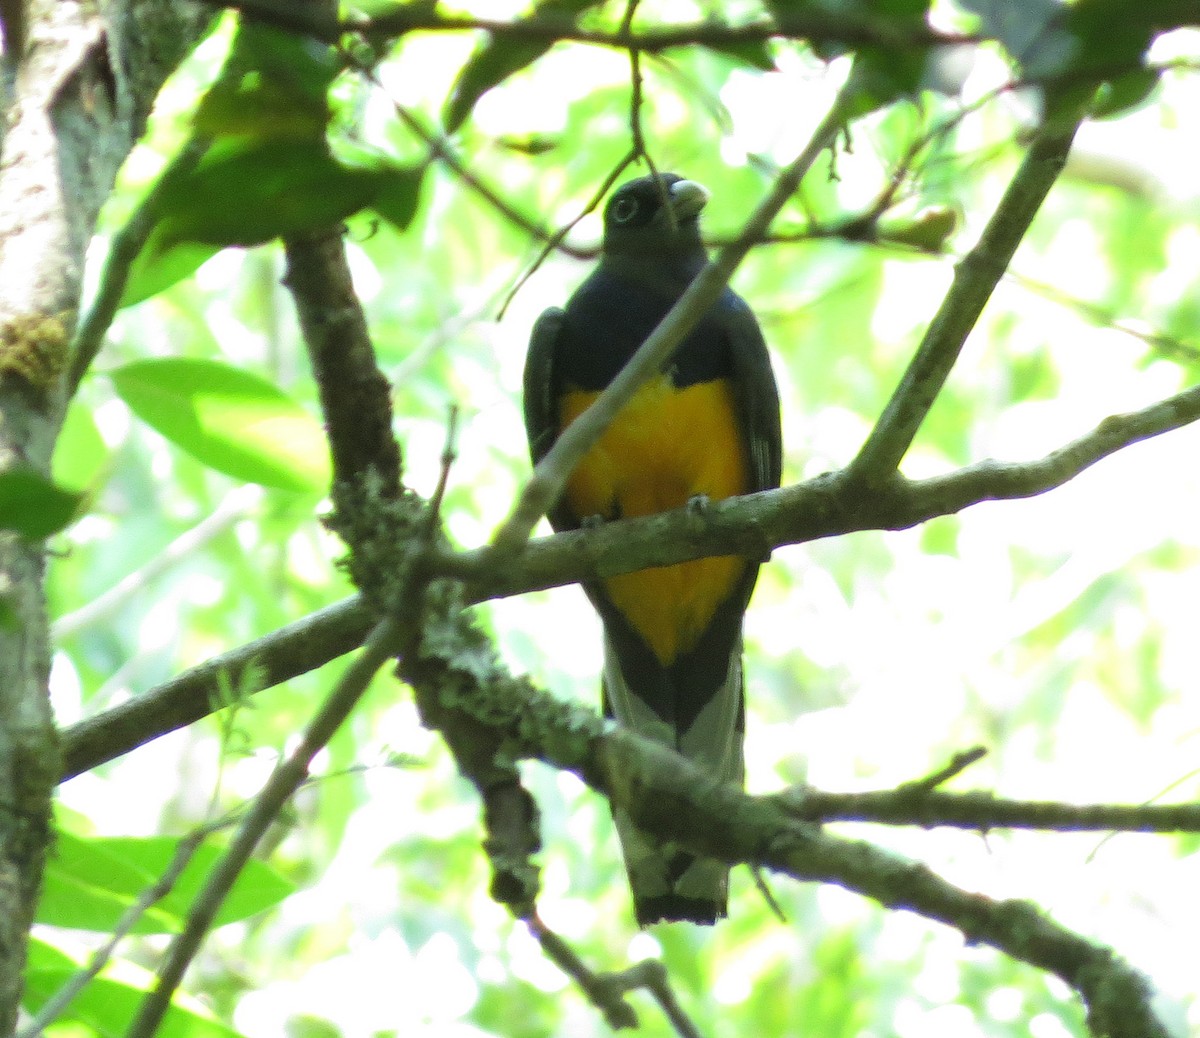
[0,0,207,1029]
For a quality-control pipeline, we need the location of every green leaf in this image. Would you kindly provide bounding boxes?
[26,936,77,973]
[442,0,606,133]
[0,466,84,538]
[121,240,221,309]
[958,0,1060,68]
[879,206,958,253]
[845,47,929,112]
[150,138,386,251]
[52,402,110,492]
[370,164,427,231]
[25,938,247,1038]
[38,833,182,933]
[965,0,1156,108]
[38,831,296,934]
[193,20,340,141]
[1092,67,1160,119]
[109,358,332,492]
[702,37,777,73]
[444,35,551,134]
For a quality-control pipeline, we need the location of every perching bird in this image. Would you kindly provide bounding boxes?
[523,173,782,925]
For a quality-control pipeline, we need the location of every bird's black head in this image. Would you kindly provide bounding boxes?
[601,173,709,258]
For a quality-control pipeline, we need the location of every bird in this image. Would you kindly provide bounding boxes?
[523,172,782,925]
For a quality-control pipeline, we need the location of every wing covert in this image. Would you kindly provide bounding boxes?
[523,307,565,466]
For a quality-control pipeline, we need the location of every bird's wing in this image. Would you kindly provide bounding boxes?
[723,296,783,494]
[523,306,564,468]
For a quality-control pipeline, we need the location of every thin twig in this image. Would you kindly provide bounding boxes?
[53,485,261,640]
[526,913,639,1030]
[425,404,458,535]
[495,152,637,321]
[124,611,409,1038]
[378,90,585,256]
[900,746,989,793]
[207,0,973,52]
[750,868,787,923]
[525,912,702,1037]
[780,786,1200,833]
[623,0,663,200]
[1086,765,1200,862]
[15,820,229,1038]
[1006,269,1200,364]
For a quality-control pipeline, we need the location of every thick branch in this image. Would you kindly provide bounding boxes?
[283,227,402,496]
[396,605,1172,1038]
[59,596,371,780]
[59,377,1200,774]
[590,732,1167,1038]
[0,2,207,1031]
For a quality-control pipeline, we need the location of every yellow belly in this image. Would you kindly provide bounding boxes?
[560,376,748,664]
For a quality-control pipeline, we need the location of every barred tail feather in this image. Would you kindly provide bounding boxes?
[602,638,746,926]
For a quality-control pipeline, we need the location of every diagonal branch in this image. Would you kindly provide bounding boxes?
[125,610,414,1038]
[849,104,1089,484]
[58,595,372,780]
[15,822,219,1038]
[490,80,856,555]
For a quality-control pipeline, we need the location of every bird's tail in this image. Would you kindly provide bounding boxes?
[601,638,745,926]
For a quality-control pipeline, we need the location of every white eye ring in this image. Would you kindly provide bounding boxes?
[611,197,639,223]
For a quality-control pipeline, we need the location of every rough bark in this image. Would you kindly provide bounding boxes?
[0,0,206,1029]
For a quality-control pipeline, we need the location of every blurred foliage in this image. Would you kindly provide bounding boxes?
[37,1,1200,1036]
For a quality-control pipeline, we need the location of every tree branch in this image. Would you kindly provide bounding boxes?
[526,913,701,1038]
[14,818,228,1038]
[58,595,372,780]
[210,0,973,52]
[459,377,1200,596]
[125,610,413,1038]
[782,786,1200,833]
[59,375,1200,776]
[490,79,856,555]
[130,136,429,1033]
[392,602,1173,1038]
[0,1,208,1030]
[52,484,261,641]
[849,104,1088,484]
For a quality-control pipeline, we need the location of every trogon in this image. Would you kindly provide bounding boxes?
[523,173,782,925]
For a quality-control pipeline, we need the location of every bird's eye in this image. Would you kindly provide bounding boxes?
[611,197,639,224]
